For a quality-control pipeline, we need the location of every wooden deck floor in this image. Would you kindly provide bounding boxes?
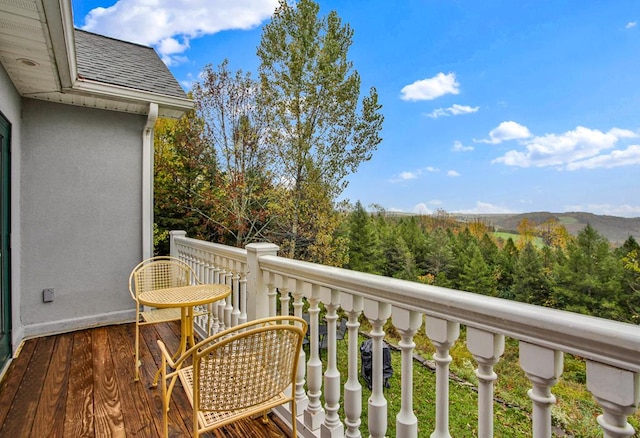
[0,321,290,437]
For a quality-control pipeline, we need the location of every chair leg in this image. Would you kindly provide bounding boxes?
[291,399,297,437]
[134,321,140,382]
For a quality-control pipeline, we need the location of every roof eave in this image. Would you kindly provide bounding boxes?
[72,78,194,115]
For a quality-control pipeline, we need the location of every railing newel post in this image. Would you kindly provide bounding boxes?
[169,230,186,259]
[246,243,279,321]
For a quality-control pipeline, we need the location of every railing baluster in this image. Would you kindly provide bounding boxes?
[587,361,639,438]
[279,275,290,316]
[292,280,309,415]
[392,308,423,438]
[321,288,345,437]
[224,263,233,328]
[342,293,363,438]
[304,283,325,431]
[266,272,277,317]
[425,316,460,438]
[238,266,247,325]
[363,299,392,438]
[213,257,225,331]
[467,327,505,438]
[231,263,240,327]
[519,342,563,438]
[205,263,219,335]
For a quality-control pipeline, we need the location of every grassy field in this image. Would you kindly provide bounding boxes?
[320,320,640,437]
[492,231,545,247]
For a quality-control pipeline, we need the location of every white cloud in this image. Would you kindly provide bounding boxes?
[447,170,460,177]
[493,126,639,169]
[477,121,532,144]
[452,140,474,152]
[626,21,637,29]
[454,202,515,215]
[426,104,479,118]
[567,145,640,170]
[413,200,442,215]
[400,171,419,180]
[390,166,440,182]
[80,0,278,65]
[413,203,432,215]
[400,73,460,101]
[390,170,419,183]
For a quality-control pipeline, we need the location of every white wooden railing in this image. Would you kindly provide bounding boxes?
[170,230,640,438]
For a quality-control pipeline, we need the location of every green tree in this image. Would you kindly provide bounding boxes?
[512,242,554,306]
[192,61,275,247]
[398,216,429,273]
[346,201,383,274]
[154,114,219,252]
[424,227,454,281]
[619,236,640,323]
[458,243,497,296]
[256,0,384,259]
[495,237,518,298]
[381,232,417,280]
[555,225,624,319]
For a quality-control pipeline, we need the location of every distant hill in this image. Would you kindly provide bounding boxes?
[454,212,640,246]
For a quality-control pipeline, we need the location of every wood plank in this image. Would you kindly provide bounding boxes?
[0,323,290,438]
[92,326,126,437]
[109,323,161,437]
[64,329,94,437]
[0,336,55,436]
[31,332,73,437]
[0,337,37,427]
[140,322,193,436]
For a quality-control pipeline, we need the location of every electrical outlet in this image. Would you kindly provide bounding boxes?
[43,288,54,303]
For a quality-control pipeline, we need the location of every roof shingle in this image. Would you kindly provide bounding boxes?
[74,29,188,100]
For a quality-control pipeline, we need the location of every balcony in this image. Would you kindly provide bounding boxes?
[1,230,639,437]
[0,321,289,436]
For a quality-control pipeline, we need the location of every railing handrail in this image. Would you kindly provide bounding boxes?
[176,235,248,265]
[258,253,640,372]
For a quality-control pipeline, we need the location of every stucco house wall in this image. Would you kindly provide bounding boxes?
[20,99,142,335]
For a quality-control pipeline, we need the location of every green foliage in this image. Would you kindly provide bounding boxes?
[256,0,383,259]
[345,208,637,324]
[346,201,384,274]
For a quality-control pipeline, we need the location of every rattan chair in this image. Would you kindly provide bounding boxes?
[157,316,306,438]
[129,256,204,382]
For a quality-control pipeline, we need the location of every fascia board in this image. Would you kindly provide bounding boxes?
[71,78,195,113]
[42,0,76,89]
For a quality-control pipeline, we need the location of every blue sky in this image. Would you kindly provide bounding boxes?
[73,1,640,218]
